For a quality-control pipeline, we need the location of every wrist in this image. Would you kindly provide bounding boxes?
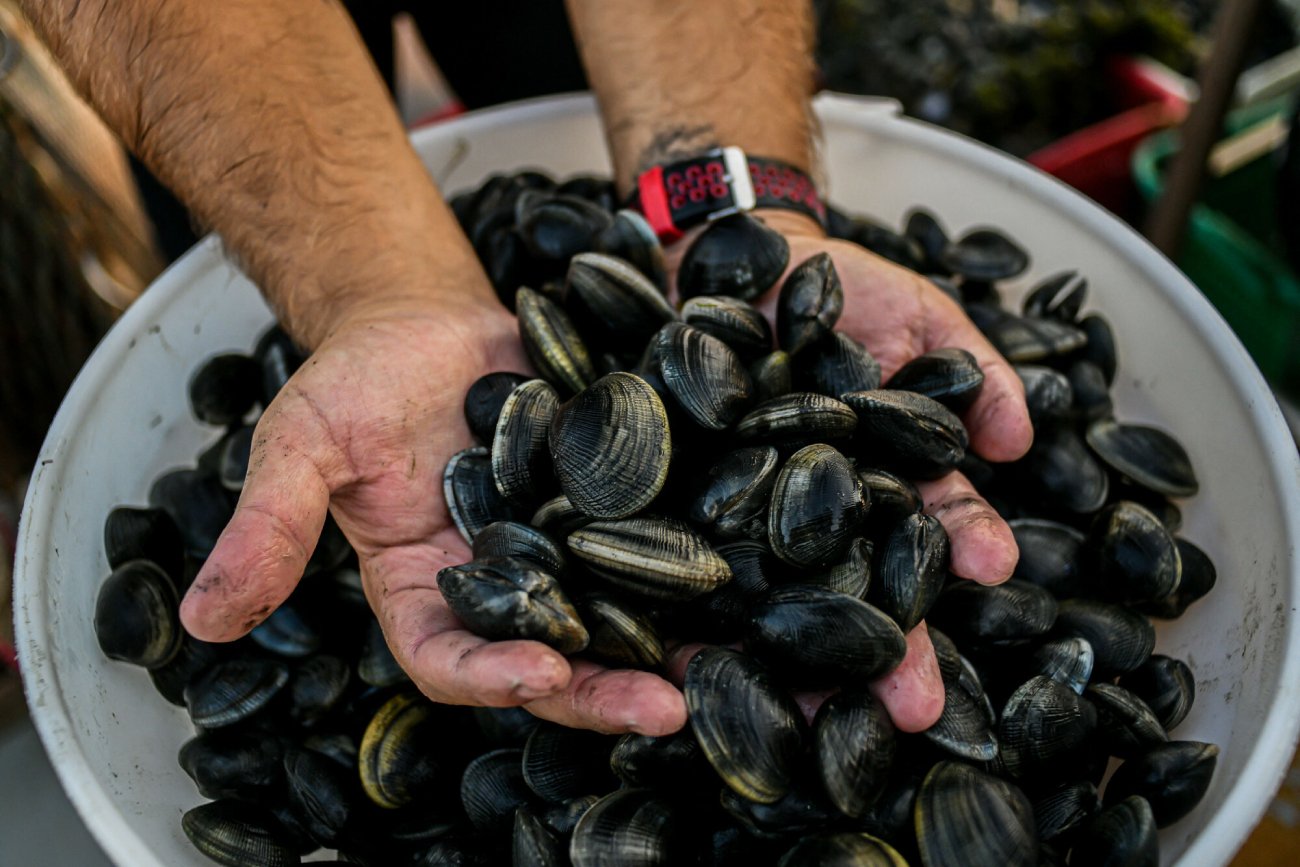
[273,200,499,349]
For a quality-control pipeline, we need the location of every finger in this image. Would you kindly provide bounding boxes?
[180,399,345,641]
[525,659,688,736]
[869,622,944,732]
[924,297,1033,462]
[918,471,1018,585]
[371,533,573,706]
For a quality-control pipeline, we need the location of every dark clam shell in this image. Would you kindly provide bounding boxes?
[805,536,873,598]
[847,218,924,270]
[522,724,618,803]
[358,617,408,688]
[461,747,540,835]
[719,772,840,839]
[543,794,601,837]
[1086,501,1182,605]
[688,446,780,540]
[254,325,305,404]
[857,468,922,532]
[148,467,235,558]
[1011,422,1109,514]
[1066,360,1113,421]
[472,521,567,575]
[567,516,731,600]
[104,505,185,579]
[1071,795,1158,867]
[464,372,533,446]
[1139,537,1217,619]
[915,762,1038,867]
[437,556,588,653]
[814,690,896,818]
[1086,420,1199,498]
[776,252,844,355]
[1087,683,1169,758]
[868,513,949,633]
[95,559,181,668]
[923,653,999,762]
[1104,740,1218,827]
[181,800,299,867]
[941,228,1030,280]
[1053,599,1155,677]
[515,192,612,261]
[564,252,676,350]
[359,692,447,809]
[998,676,1097,780]
[491,379,559,507]
[550,372,671,519]
[1078,313,1119,385]
[736,393,858,449]
[283,746,357,848]
[798,332,882,399]
[188,353,263,426]
[746,585,907,684]
[843,389,968,480]
[968,304,1086,363]
[184,657,289,729]
[1023,271,1086,323]
[579,592,666,670]
[609,730,714,791]
[767,444,868,569]
[515,807,567,867]
[531,494,595,538]
[885,348,985,413]
[570,788,694,866]
[594,209,667,292]
[651,322,753,430]
[1029,637,1094,695]
[516,286,597,396]
[905,208,951,272]
[179,731,286,803]
[777,832,908,866]
[1118,655,1195,731]
[678,213,791,301]
[1023,270,1087,322]
[685,648,806,803]
[286,654,350,726]
[150,634,223,706]
[681,295,773,360]
[1032,780,1100,844]
[249,600,320,659]
[749,350,794,403]
[444,446,522,544]
[1016,364,1074,423]
[1009,518,1085,597]
[929,580,1059,645]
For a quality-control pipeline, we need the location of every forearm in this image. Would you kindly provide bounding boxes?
[566,0,818,197]
[22,0,486,348]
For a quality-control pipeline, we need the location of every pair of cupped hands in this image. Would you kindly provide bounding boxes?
[179,209,1034,737]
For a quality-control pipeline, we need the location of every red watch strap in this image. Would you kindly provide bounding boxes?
[631,149,825,242]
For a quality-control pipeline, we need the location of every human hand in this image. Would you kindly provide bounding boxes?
[179,294,687,736]
[669,209,1034,732]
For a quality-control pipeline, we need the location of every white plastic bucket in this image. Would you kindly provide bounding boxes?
[15,94,1300,866]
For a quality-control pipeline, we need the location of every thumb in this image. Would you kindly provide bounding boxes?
[180,395,347,641]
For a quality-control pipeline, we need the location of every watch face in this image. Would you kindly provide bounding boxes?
[636,151,825,241]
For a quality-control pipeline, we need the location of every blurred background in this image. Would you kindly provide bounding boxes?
[0,0,1297,863]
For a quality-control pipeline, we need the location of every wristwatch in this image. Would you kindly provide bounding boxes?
[631,146,826,243]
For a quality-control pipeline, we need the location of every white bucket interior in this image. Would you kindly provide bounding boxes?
[15,93,1300,867]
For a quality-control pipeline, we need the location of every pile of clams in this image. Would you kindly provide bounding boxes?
[94,170,1218,867]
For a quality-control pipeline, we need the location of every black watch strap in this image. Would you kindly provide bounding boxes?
[631,147,826,243]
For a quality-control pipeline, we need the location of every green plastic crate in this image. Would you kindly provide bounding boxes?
[1133,99,1300,398]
